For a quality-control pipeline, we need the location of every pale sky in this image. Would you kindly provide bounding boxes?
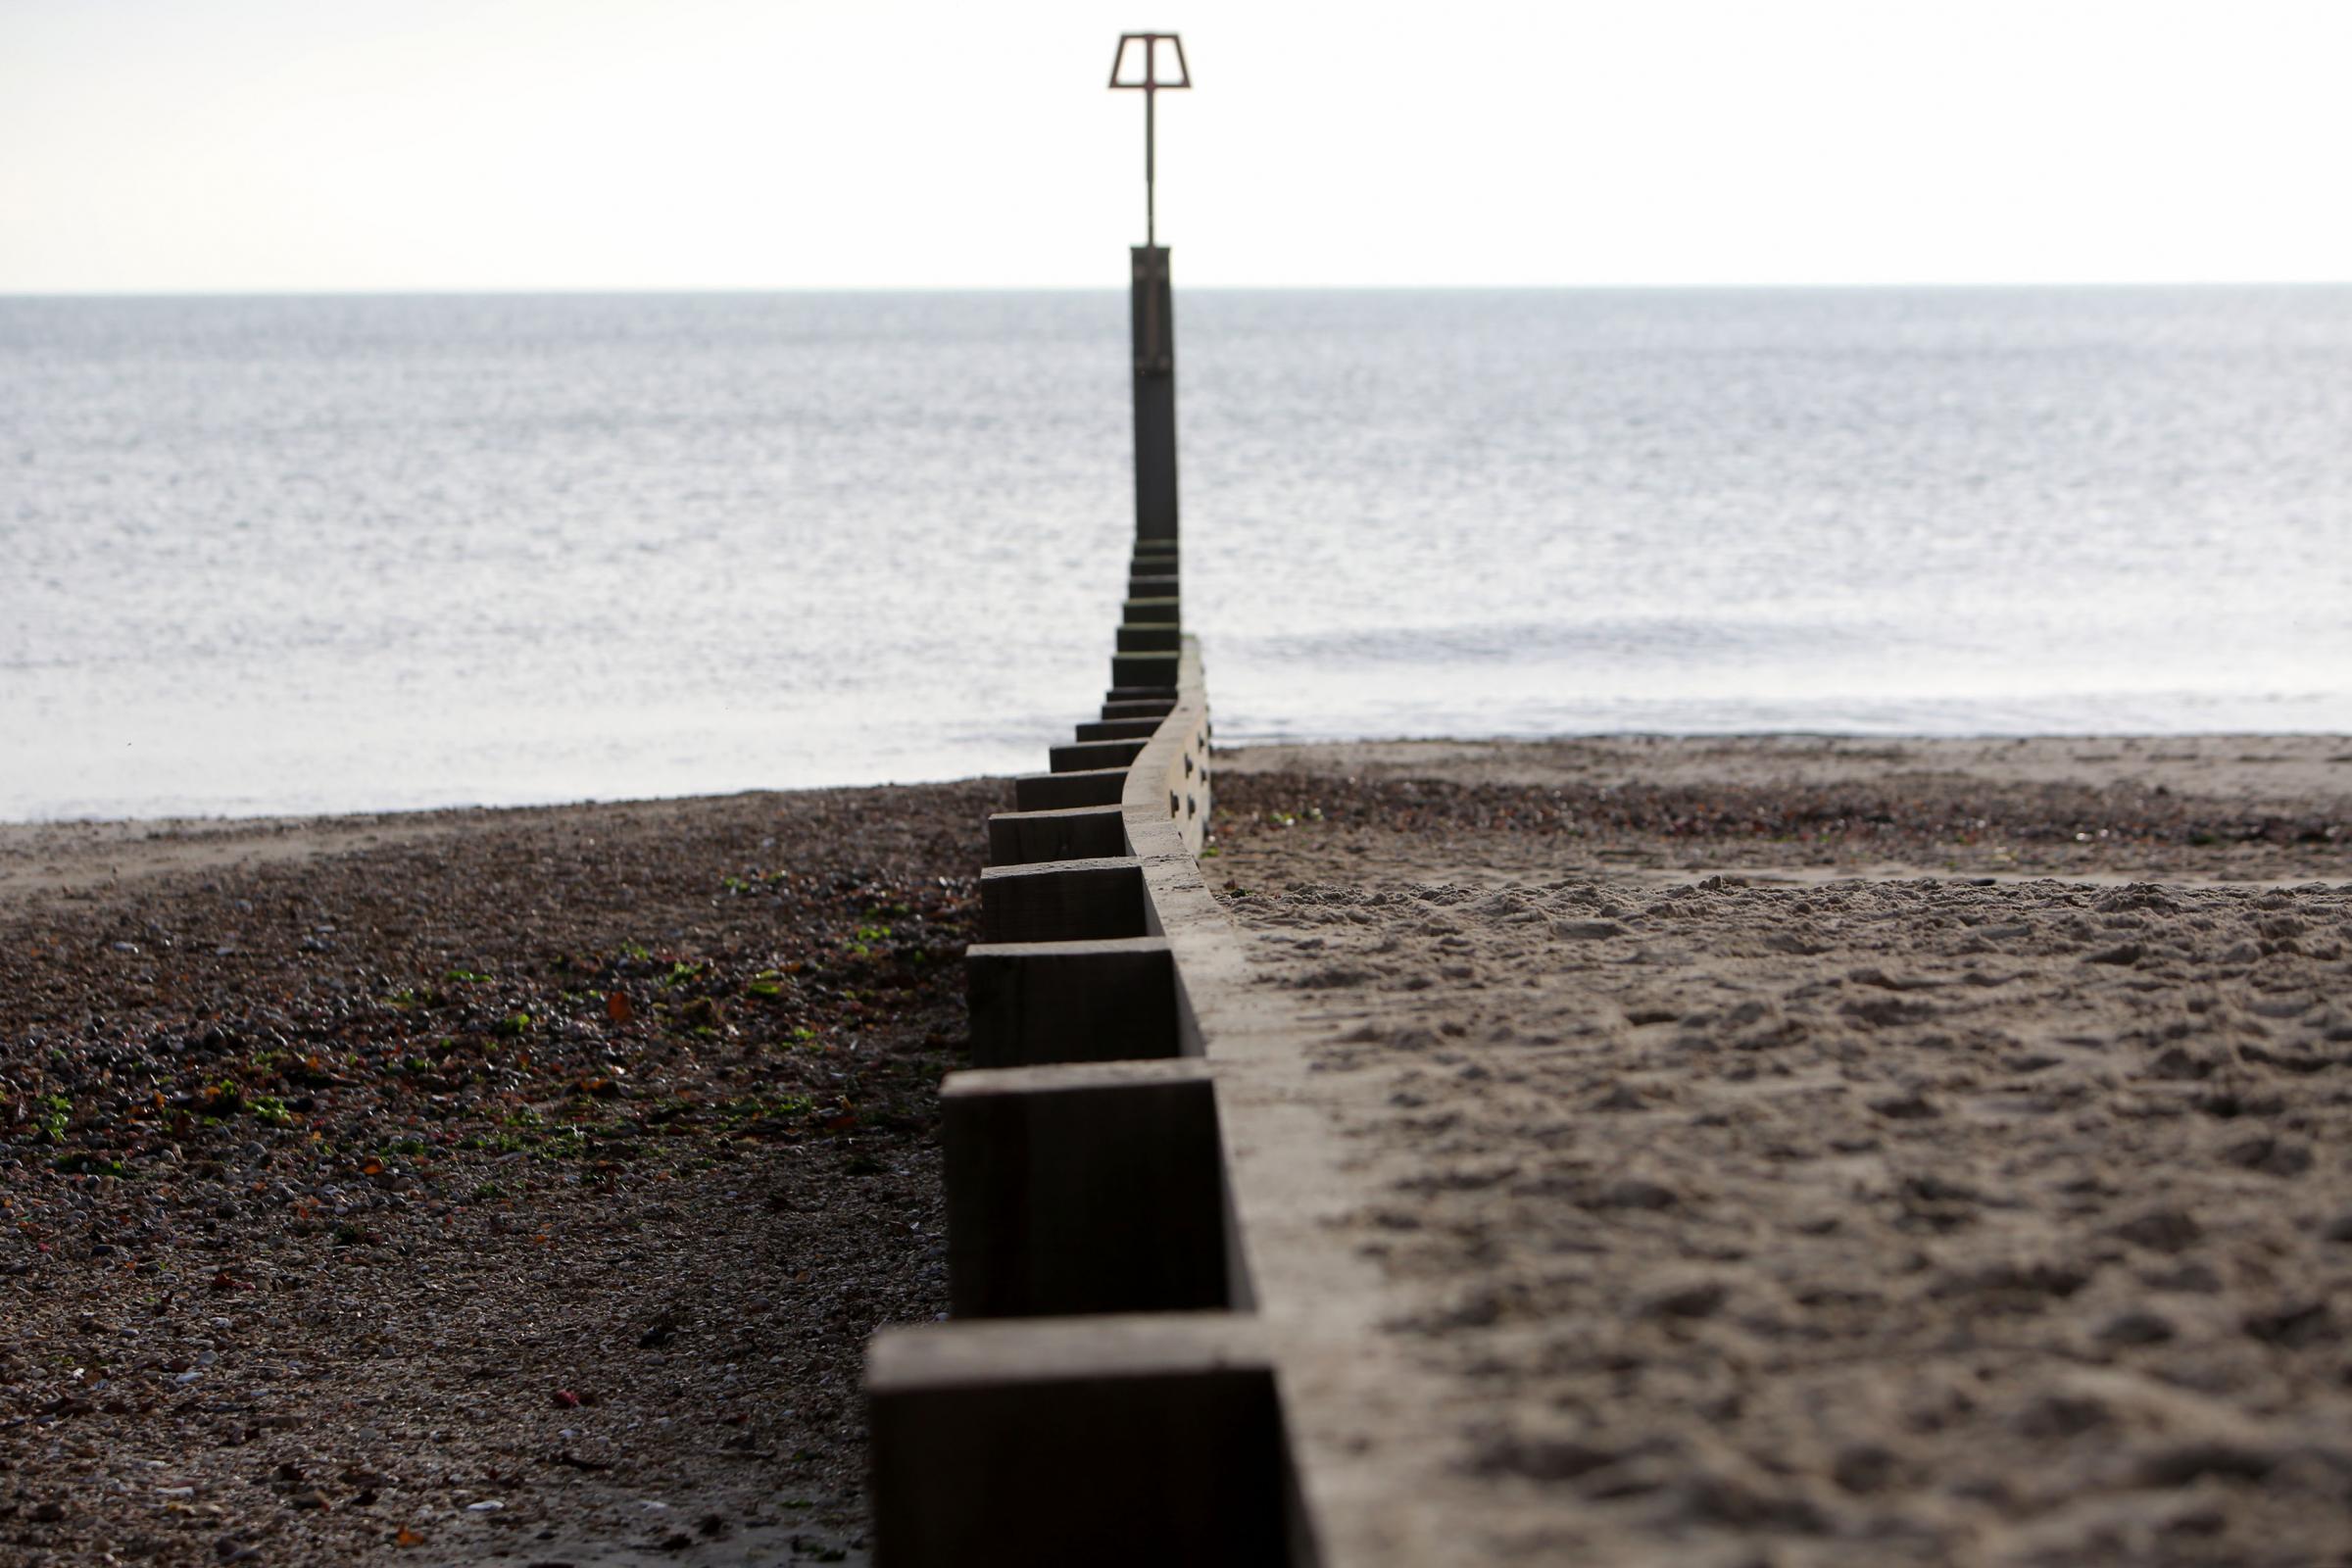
[2,0,2347,292]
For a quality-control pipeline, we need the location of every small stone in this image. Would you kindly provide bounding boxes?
[2115,1205,2201,1253]
[1472,1431,1620,1482]
[2243,1299,2335,1348]
[2145,1259,2224,1294]
[2095,1308,2177,1346]
[2136,1439,2276,1488]
[2013,1390,2112,1439]
[2222,1136,2313,1178]
[1640,1278,1728,1319]
[1831,1442,1899,1494]
[1596,1177,1679,1211]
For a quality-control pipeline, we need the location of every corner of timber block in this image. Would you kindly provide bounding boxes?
[867,1313,1300,1566]
[978,857,1146,944]
[943,1058,1231,1318]
[964,936,1178,1068]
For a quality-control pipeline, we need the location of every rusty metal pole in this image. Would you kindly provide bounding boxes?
[1111,33,1189,547]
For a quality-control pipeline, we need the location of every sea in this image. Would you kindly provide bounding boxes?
[4,287,2349,821]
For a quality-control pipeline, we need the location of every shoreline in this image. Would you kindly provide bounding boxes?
[9,733,2347,909]
[0,787,986,911]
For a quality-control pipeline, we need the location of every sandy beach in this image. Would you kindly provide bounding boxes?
[5,735,2348,1565]
[0,783,1001,1567]
[1214,735,2352,1565]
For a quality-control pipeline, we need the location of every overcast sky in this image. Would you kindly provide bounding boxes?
[3,0,2348,292]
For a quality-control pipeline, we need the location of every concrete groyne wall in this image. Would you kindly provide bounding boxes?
[863,537,1323,1565]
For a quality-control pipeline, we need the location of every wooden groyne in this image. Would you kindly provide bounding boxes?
[853,43,1386,1559]
[863,536,1328,1565]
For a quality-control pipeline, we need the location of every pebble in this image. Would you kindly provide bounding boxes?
[1832,1442,1900,1494]
[1640,1278,1729,1319]
[2115,1205,2202,1253]
[2096,1307,2178,1346]
[1597,1176,1680,1211]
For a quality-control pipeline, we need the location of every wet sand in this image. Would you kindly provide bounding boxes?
[1214,736,2352,1567]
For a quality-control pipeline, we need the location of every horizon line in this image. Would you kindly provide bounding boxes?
[6,277,2352,302]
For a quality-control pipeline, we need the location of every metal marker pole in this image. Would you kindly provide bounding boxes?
[1112,33,1189,546]
[1144,41,1156,248]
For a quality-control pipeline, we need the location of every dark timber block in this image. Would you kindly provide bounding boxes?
[1049,737,1148,773]
[979,857,1146,944]
[986,805,1125,866]
[1074,717,1161,743]
[1104,684,1177,703]
[1116,623,1182,654]
[1128,574,1178,598]
[1102,698,1177,721]
[1012,768,1127,811]
[1123,596,1180,624]
[943,1059,1229,1316]
[964,936,1176,1067]
[867,1315,1296,1568]
[1111,651,1180,689]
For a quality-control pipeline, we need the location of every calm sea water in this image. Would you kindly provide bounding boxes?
[4,288,2349,820]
